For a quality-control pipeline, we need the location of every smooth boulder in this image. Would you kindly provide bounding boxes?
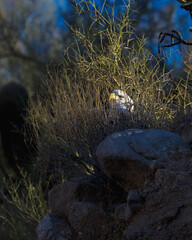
[96,129,191,191]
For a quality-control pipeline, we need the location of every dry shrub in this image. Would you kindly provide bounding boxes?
[28,0,192,180]
[0,170,48,240]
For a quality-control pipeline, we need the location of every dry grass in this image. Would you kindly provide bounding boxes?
[28,0,192,180]
[0,170,49,240]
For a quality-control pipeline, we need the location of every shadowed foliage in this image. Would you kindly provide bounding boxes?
[0,82,35,176]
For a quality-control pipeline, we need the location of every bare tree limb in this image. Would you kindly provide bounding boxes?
[158,29,192,53]
[158,1,192,53]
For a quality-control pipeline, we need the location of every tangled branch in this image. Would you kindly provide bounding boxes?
[158,29,192,53]
[158,0,192,53]
[178,0,192,17]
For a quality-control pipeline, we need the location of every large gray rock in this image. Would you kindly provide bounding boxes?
[36,213,72,240]
[96,129,191,191]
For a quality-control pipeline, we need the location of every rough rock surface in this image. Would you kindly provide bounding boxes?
[48,175,126,216]
[38,129,192,240]
[38,151,192,240]
[67,201,113,240]
[96,129,191,191]
[123,153,192,240]
[36,213,71,240]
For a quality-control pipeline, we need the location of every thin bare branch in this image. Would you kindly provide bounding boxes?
[158,29,192,54]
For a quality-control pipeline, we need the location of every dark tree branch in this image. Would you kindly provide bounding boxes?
[158,29,192,54]
[158,1,192,53]
[180,2,192,19]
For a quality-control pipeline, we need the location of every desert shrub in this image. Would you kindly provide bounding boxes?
[28,0,192,179]
[0,170,49,240]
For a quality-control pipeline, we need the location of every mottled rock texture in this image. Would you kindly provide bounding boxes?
[38,129,192,240]
[49,175,126,216]
[96,129,191,190]
[36,213,71,240]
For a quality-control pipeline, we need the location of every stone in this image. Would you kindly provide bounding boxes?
[155,169,191,190]
[38,147,192,240]
[36,213,72,240]
[96,129,191,191]
[127,189,143,213]
[171,112,192,145]
[66,201,113,240]
[48,176,120,216]
[124,190,144,219]
[113,203,128,221]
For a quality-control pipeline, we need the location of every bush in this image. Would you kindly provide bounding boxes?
[28,0,192,180]
[0,170,49,240]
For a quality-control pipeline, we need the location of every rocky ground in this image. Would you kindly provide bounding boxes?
[37,151,192,240]
[121,152,192,240]
[37,129,192,240]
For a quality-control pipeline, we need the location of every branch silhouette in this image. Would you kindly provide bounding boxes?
[158,0,192,53]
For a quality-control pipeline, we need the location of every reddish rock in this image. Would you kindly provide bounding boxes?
[48,175,126,216]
